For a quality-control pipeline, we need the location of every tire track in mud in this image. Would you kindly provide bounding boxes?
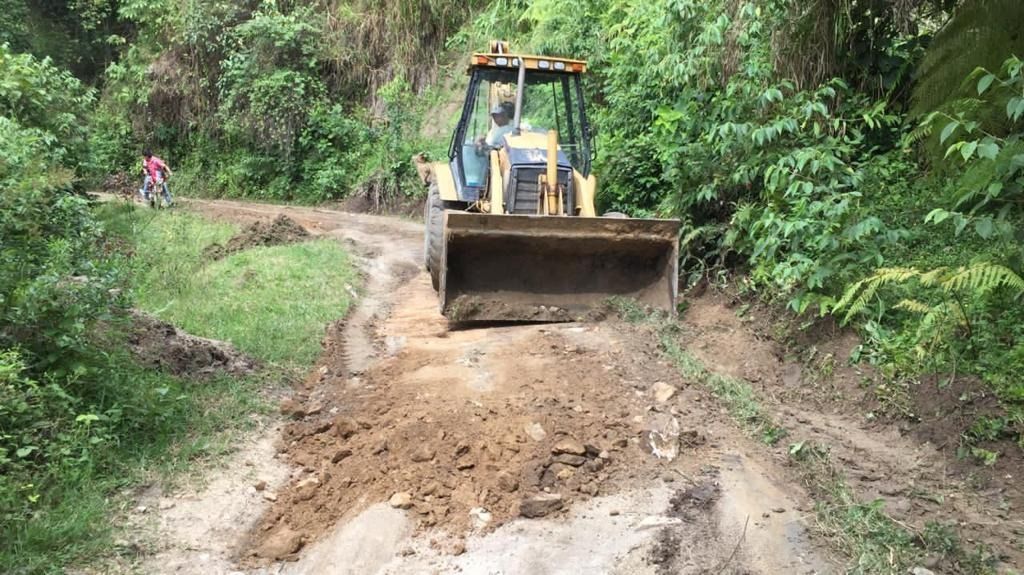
[136,198,837,575]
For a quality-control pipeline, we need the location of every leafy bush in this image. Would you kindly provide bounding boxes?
[0,45,95,166]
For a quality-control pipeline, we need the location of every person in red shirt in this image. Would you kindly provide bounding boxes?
[141,149,173,206]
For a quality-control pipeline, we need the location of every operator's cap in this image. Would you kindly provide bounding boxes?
[490,103,513,116]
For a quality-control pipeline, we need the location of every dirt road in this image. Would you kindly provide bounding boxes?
[131,198,1022,575]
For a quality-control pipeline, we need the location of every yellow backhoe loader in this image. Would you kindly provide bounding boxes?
[424,42,680,321]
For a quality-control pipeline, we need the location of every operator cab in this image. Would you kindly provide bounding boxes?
[449,52,593,203]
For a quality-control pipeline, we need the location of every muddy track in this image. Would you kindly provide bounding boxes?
[134,197,1020,574]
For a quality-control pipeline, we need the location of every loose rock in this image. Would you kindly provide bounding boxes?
[552,454,588,467]
[469,506,492,527]
[641,413,680,461]
[411,445,436,463]
[389,492,413,509]
[333,416,360,439]
[294,476,320,502]
[524,422,547,442]
[256,526,303,559]
[551,437,587,456]
[331,448,353,463]
[651,381,677,403]
[496,471,519,493]
[519,493,564,518]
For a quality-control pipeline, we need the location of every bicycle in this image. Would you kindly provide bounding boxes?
[142,172,172,209]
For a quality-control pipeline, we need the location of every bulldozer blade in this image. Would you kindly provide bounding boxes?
[440,212,680,322]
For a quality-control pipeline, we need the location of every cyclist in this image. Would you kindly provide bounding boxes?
[141,149,173,206]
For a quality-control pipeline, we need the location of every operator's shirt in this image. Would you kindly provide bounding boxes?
[144,156,168,181]
[485,124,515,147]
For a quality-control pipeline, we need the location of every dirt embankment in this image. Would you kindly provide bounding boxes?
[679,292,1024,569]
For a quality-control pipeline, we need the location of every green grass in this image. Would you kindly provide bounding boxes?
[790,442,997,575]
[139,242,356,366]
[101,204,357,367]
[0,360,271,575]
[0,202,357,574]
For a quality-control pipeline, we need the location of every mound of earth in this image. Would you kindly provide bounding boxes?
[243,296,715,563]
[128,309,257,378]
[204,214,310,260]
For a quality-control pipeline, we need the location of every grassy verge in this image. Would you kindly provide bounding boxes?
[101,204,357,367]
[790,443,997,574]
[1,203,356,573]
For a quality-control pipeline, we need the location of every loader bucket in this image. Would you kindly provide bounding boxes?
[440,213,681,322]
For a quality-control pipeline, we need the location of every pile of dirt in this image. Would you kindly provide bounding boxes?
[204,215,310,260]
[244,311,715,563]
[127,309,257,378]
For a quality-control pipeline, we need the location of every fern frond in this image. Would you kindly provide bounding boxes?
[835,267,922,322]
[894,299,932,314]
[917,266,948,287]
[942,262,1024,295]
[871,267,922,284]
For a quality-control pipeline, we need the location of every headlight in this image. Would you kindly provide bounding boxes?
[538,60,550,69]
[553,61,566,71]
[495,57,508,66]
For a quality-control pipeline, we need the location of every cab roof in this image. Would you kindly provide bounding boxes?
[469,52,587,74]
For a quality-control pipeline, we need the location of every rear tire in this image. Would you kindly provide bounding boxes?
[425,181,444,292]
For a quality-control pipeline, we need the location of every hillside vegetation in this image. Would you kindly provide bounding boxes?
[1,0,1023,571]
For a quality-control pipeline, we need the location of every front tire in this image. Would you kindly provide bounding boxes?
[425,181,444,292]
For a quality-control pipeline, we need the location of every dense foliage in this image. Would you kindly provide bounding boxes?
[85,0,484,203]
[0,43,185,570]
